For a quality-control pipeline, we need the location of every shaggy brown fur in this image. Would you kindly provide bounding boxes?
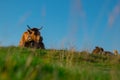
[19,31,33,47]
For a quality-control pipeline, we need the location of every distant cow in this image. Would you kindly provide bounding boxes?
[19,25,45,49]
[92,46,104,55]
[92,46,114,56]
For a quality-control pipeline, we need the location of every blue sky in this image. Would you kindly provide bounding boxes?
[0,0,120,52]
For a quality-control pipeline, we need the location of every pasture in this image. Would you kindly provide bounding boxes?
[0,46,120,80]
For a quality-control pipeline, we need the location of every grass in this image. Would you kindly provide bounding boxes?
[0,46,120,80]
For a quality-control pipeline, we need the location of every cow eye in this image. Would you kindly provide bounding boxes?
[29,31,32,34]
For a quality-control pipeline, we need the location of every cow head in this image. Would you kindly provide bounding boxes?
[27,25,43,48]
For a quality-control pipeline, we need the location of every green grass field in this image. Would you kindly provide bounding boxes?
[0,46,120,80]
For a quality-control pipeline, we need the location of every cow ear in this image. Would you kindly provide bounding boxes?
[27,30,32,34]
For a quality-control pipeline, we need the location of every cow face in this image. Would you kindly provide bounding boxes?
[27,25,43,48]
[27,30,33,41]
[27,28,41,43]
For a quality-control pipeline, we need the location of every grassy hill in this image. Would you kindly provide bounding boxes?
[0,46,120,80]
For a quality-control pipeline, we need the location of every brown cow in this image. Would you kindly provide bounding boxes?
[92,46,114,56]
[19,25,45,49]
[92,46,104,55]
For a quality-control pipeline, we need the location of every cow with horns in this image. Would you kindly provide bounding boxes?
[19,25,45,49]
[92,46,115,56]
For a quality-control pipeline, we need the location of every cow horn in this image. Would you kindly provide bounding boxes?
[27,25,32,29]
[38,26,43,30]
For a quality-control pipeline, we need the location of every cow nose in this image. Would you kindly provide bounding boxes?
[28,36,32,41]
